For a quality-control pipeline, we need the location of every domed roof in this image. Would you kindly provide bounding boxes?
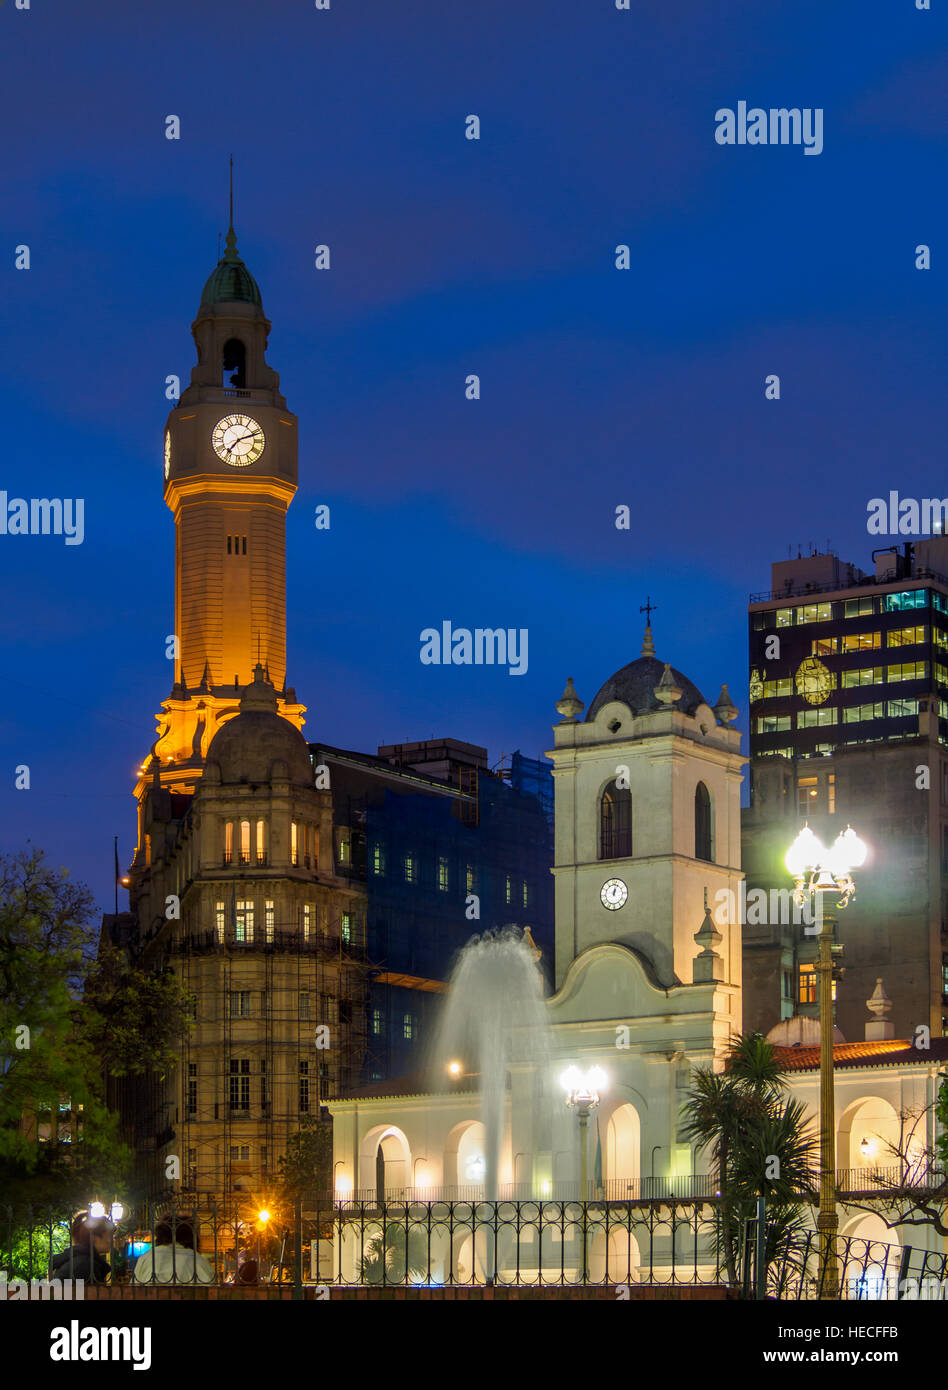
[199,227,262,309]
[205,666,311,785]
[586,628,707,721]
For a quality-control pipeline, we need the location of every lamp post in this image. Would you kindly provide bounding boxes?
[561,1066,606,1201]
[785,823,867,1299]
[561,1065,606,1285]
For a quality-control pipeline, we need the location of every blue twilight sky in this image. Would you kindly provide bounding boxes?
[0,0,946,911]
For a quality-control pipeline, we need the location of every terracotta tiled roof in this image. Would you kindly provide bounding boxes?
[774,1039,948,1072]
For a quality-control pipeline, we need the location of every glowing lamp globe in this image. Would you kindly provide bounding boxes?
[785,825,824,877]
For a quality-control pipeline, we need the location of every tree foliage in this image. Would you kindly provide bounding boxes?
[0,847,193,1206]
[680,1032,819,1286]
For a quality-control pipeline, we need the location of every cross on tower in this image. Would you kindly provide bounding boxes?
[640,596,657,624]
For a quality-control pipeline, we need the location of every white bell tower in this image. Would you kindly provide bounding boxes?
[546,624,746,993]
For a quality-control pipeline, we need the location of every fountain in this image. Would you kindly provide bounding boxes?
[433,926,553,1200]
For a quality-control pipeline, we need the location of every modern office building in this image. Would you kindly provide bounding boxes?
[743,539,948,1042]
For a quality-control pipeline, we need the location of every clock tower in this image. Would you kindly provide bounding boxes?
[547,625,746,992]
[135,216,305,816]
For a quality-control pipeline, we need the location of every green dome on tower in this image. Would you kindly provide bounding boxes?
[199,225,262,309]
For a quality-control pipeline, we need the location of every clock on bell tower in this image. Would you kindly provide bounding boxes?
[137,212,306,811]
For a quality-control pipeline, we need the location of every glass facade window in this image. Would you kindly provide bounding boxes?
[291,822,299,866]
[755,714,791,734]
[299,1060,310,1113]
[303,904,312,941]
[794,602,833,624]
[265,900,274,943]
[844,597,875,617]
[187,1062,197,1115]
[887,698,919,718]
[341,912,351,944]
[299,992,310,1021]
[887,625,927,647]
[841,667,883,688]
[403,1013,413,1040]
[230,1144,250,1163]
[372,843,385,875]
[882,590,927,612]
[752,610,775,630]
[466,865,474,893]
[438,857,449,891]
[797,708,837,728]
[522,881,529,907]
[887,661,927,682]
[776,608,794,627]
[758,745,794,759]
[403,854,415,883]
[224,822,233,864]
[841,631,881,652]
[842,702,885,723]
[812,636,838,655]
[215,901,225,944]
[372,1009,383,1035]
[255,819,265,863]
[933,592,948,614]
[762,678,793,698]
[239,820,251,865]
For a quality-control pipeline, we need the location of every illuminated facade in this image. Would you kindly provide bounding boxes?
[743,541,948,1041]
[134,218,305,843]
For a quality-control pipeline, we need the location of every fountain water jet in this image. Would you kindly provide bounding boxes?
[434,927,552,1200]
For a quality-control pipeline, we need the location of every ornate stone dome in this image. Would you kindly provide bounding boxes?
[199,227,263,309]
[586,627,707,721]
[204,665,311,786]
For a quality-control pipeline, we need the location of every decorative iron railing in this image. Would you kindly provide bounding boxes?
[2,1196,944,1297]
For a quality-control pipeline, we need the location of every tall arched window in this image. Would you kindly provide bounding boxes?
[694,782,713,862]
[600,781,632,859]
[222,337,246,389]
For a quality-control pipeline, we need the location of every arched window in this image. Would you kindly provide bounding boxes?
[600,781,632,859]
[222,337,246,389]
[694,782,713,862]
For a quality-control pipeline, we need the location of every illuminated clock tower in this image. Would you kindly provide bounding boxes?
[135,217,305,816]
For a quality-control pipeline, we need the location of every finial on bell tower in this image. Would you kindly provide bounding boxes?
[639,597,657,657]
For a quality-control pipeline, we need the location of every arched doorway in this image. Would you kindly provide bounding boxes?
[605,1101,641,1200]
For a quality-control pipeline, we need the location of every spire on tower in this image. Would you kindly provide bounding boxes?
[224,154,239,261]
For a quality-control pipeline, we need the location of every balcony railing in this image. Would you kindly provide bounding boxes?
[345,1175,719,1206]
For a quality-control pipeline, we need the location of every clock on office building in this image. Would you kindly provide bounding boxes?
[795,657,833,706]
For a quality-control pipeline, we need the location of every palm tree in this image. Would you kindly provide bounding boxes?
[359,1221,429,1285]
[681,1033,818,1288]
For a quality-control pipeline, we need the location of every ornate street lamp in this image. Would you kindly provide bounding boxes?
[561,1065,607,1284]
[785,823,867,1300]
[560,1066,607,1200]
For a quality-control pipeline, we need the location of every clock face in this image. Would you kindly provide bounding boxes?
[601,878,628,911]
[212,414,265,468]
[164,430,171,479]
[795,657,833,706]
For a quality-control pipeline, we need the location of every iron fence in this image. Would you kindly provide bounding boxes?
[2,1196,944,1297]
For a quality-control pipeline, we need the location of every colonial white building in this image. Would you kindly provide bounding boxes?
[327,630,947,1286]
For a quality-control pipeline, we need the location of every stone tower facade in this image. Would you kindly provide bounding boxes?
[134,220,305,838]
[547,627,746,994]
